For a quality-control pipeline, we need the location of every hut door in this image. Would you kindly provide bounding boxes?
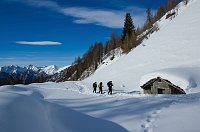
[158,88,164,94]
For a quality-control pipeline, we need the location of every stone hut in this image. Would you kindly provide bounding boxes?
[140,77,186,94]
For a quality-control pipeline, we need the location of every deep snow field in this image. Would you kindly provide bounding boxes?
[1,0,200,132]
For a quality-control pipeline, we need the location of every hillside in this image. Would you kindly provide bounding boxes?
[84,0,200,93]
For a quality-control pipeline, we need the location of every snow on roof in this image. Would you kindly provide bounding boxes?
[140,67,200,92]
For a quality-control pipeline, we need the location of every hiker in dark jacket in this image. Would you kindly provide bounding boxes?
[93,82,97,93]
[98,82,103,94]
[107,81,113,95]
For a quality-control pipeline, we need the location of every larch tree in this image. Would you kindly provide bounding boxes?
[104,33,121,56]
[146,7,153,29]
[171,0,177,19]
[74,56,82,80]
[166,0,172,13]
[156,5,166,21]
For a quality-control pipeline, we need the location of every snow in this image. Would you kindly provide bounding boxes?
[28,65,39,72]
[1,81,200,132]
[41,65,59,75]
[57,65,70,73]
[40,65,70,75]
[1,65,27,74]
[41,65,71,75]
[140,67,200,93]
[0,90,127,132]
[95,48,123,74]
[1,0,200,132]
[154,100,200,132]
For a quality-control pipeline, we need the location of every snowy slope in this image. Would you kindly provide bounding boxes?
[84,0,200,92]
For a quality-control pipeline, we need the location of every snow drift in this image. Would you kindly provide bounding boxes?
[0,87,127,132]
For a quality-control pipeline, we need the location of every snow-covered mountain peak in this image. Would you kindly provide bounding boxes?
[1,65,27,74]
[57,65,70,73]
[41,65,59,75]
[27,65,39,72]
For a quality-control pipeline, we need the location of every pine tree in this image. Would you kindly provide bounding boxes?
[121,13,136,53]
[122,13,136,40]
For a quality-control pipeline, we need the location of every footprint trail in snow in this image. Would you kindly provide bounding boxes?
[140,109,161,132]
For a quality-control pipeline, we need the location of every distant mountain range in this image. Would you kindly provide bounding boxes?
[0,65,69,86]
[0,65,69,75]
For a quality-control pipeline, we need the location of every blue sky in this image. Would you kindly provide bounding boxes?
[0,0,167,67]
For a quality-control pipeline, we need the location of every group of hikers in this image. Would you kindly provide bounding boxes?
[93,81,113,95]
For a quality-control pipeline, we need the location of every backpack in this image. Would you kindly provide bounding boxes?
[107,82,110,87]
[93,83,97,88]
[107,81,112,87]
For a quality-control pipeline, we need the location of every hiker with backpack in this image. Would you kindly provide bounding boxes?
[107,81,113,95]
[93,82,97,93]
[98,82,103,94]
